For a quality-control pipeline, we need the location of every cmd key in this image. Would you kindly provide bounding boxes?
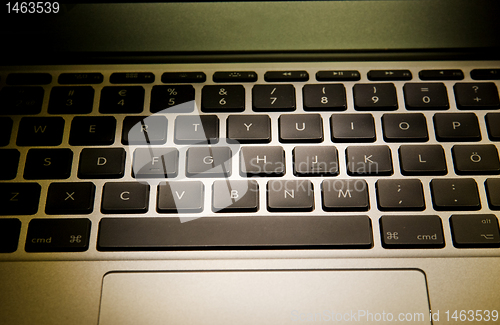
[25,218,91,252]
[380,215,445,248]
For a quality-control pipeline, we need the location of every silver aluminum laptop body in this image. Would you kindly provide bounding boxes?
[1,1,500,324]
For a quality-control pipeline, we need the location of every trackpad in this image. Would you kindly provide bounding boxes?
[99,270,430,324]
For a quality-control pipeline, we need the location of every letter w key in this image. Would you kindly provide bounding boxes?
[17,117,65,146]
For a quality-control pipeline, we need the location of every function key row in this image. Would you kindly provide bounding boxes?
[1,82,498,115]
[3,69,499,86]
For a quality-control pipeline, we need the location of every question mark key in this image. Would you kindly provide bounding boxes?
[454,82,500,109]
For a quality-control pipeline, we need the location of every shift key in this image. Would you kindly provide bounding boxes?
[25,219,91,252]
[380,215,445,248]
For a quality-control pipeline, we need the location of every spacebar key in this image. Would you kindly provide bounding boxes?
[97,216,372,250]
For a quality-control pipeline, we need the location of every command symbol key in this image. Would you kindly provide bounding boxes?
[25,219,91,252]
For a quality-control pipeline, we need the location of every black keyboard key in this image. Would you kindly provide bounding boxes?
[48,86,94,114]
[346,145,393,176]
[470,69,500,80]
[17,117,65,146]
[24,149,73,180]
[202,85,245,112]
[264,71,308,82]
[97,215,373,250]
[213,71,257,83]
[376,179,425,211]
[0,86,44,115]
[7,73,52,85]
[403,83,449,110]
[316,70,360,82]
[252,85,295,112]
[452,144,500,175]
[174,115,219,144]
[0,183,41,215]
[322,179,369,211]
[25,218,91,252]
[431,178,480,211]
[0,219,21,253]
[58,73,103,84]
[150,85,195,113]
[450,214,500,248]
[132,148,178,178]
[367,70,412,81]
[240,146,285,176]
[99,86,144,113]
[45,182,96,215]
[0,149,20,180]
[399,145,447,175]
[433,113,481,141]
[78,148,126,179]
[157,181,204,213]
[279,114,323,143]
[0,117,13,146]
[302,84,346,111]
[485,113,500,140]
[69,116,116,146]
[380,215,444,248]
[353,83,398,110]
[382,113,428,142]
[267,180,313,212]
[454,83,500,109]
[122,116,167,145]
[101,182,150,214]
[331,113,376,142]
[161,72,206,83]
[212,180,259,212]
[293,146,338,176]
[419,69,464,81]
[226,115,271,143]
[110,72,154,84]
[186,147,232,177]
[485,178,500,210]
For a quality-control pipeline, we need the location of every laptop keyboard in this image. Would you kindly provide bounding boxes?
[1,62,500,258]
